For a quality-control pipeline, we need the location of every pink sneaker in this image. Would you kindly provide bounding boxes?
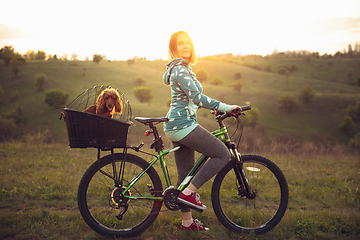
[181,219,209,231]
[177,191,207,211]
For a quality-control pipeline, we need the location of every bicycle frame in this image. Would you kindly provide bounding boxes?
[119,115,248,201]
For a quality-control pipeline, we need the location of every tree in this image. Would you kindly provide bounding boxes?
[349,133,360,149]
[134,76,145,86]
[35,73,48,91]
[44,89,69,109]
[278,93,297,113]
[24,50,36,60]
[93,54,104,64]
[345,67,354,80]
[230,80,243,92]
[339,115,356,137]
[234,72,242,79]
[354,42,359,54]
[0,46,15,66]
[345,101,360,123]
[263,63,272,72]
[71,53,78,61]
[0,116,18,141]
[278,67,290,90]
[195,69,208,82]
[11,54,26,77]
[299,86,315,104]
[348,43,353,56]
[35,50,46,60]
[61,53,68,60]
[133,86,153,104]
[211,77,224,86]
[290,65,298,72]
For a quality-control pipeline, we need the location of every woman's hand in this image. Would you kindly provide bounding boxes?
[231,105,240,111]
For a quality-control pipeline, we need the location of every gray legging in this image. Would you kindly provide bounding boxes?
[172,125,231,212]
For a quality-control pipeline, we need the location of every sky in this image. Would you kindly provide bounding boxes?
[0,0,359,61]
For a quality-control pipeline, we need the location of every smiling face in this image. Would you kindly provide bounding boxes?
[176,33,192,61]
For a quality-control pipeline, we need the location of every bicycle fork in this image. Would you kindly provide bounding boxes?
[230,148,256,199]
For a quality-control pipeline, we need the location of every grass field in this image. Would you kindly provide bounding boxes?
[0,57,360,143]
[0,57,360,239]
[0,139,359,239]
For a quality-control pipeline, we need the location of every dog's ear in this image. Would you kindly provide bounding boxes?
[96,92,105,113]
[115,97,123,114]
[115,94,123,114]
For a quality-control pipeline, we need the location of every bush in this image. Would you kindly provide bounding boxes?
[230,80,243,92]
[195,69,208,82]
[339,115,356,137]
[133,86,153,104]
[290,65,298,72]
[345,101,360,122]
[44,89,70,109]
[349,133,360,149]
[263,63,272,72]
[278,93,297,113]
[234,72,241,79]
[299,86,315,104]
[35,73,48,91]
[134,76,145,86]
[3,107,22,124]
[210,77,224,86]
[278,67,289,75]
[345,67,354,79]
[93,54,104,64]
[0,117,18,141]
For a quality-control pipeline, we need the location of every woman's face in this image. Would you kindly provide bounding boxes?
[176,33,192,60]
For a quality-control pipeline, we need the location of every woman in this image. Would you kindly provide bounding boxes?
[163,31,239,231]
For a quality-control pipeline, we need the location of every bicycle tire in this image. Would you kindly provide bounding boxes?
[212,154,288,234]
[77,153,163,237]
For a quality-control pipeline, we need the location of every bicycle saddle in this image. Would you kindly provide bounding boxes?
[135,117,168,125]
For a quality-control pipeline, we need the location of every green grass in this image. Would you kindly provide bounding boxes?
[0,140,359,239]
[0,57,360,238]
[1,57,360,144]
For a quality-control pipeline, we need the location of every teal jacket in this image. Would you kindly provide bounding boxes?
[163,58,232,133]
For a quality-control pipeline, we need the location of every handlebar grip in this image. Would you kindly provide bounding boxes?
[239,105,251,111]
[232,105,251,114]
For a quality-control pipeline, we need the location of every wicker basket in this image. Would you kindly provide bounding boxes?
[61,86,132,149]
[63,108,130,148]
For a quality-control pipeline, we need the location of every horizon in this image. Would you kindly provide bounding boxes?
[1,0,360,61]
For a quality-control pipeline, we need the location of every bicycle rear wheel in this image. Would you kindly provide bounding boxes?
[78,153,163,237]
[212,154,288,234]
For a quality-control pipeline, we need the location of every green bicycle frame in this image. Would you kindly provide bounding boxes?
[121,125,230,201]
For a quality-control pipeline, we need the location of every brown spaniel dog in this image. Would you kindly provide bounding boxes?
[83,88,123,118]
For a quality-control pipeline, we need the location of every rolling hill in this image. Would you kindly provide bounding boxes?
[0,57,359,145]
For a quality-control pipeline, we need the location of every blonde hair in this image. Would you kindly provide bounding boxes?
[168,31,196,65]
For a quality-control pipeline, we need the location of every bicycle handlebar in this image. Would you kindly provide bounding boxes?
[211,105,251,120]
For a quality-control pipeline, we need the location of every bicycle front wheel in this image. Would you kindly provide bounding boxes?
[212,154,288,234]
[77,153,163,237]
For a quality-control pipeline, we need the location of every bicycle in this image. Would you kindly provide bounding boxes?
[73,105,289,237]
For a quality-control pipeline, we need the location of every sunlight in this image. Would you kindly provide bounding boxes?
[1,0,359,60]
